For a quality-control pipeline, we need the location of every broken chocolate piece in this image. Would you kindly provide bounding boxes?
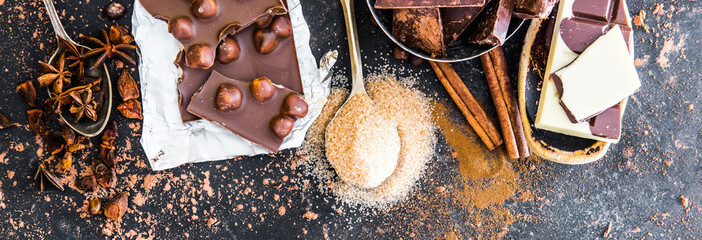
[441,7,483,45]
[375,0,486,8]
[513,0,558,19]
[392,8,445,57]
[187,71,307,152]
[559,0,632,53]
[177,15,303,122]
[139,0,287,69]
[553,27,640,123]
[465,0,515,45]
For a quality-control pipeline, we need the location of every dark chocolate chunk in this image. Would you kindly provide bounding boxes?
[559,0,632,53]
[251,77,275,101]
[392,8,445,57]
[282,93,308,119]
[441,7,483,45]
[513,0,558,19]
[187,71,303,152]
[217,37,240,64]
[465,0,515,45]
[270,115,295,139]
[140,0,287,68]
[588,102,622,139]
[185,44,215,69]
[375,0,486,8]
[409,54,425,66]
[168,17,195,41]
[393,46,408,60]
[177,15,303,122]
[191,0,218,19]
[215,84,242,111]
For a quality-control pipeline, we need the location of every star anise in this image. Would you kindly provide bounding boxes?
[34,163,65,192]
[69,88,98,123]
[83,26,137,70]
[60,38,87,81]
[38,53,72,94]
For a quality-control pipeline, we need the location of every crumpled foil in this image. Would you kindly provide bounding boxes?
[132,0,336,171]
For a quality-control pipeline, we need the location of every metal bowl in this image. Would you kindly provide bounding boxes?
[365,0,525,62]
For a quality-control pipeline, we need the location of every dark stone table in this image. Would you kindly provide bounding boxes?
[0,0,699,239]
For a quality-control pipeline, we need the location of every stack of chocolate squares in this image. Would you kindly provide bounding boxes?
[376,0,558,58]
[139,0,307,152]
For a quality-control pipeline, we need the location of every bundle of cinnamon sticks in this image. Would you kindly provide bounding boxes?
[430,46,529,159]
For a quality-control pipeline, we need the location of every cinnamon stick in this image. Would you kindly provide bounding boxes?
[435,62,504,147]
[430,61,497,150]
[480,54,519,159]
[488,47,530,158]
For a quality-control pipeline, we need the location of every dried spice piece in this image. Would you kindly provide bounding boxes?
[46,131,65,155]
[104,192,129,221]
[99,121,117,167]
[89,198,102,215]
[0,112,18,129]
[78,175,98,192]
[104,3,126,19]
[117,69,139,101]
[69,88,98,123]
[63,127,86,153]
[117,99,143,119]
[38,53,72,94]
[17,81,37,107]
[83,27,137,70]
[109,26,135,45]
[34,163,65,191]
[56,152,73,173]
[96,166,117,188]
[60,38,88,80]
[27,109,45,135]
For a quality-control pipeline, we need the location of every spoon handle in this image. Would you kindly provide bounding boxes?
[340,0,365,95]
[42,0,80,46]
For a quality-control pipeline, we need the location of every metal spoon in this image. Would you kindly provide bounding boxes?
[42,0,112,137]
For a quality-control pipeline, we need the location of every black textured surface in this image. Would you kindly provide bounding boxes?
[0,0,701,239]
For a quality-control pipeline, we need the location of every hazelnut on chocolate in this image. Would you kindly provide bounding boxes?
[253,28,279,55]
[271,16,292,38]
[191,0,218,19]
[217,37,241,64]
[270,115,295,139]
[215,84,242,111]
[256,14,273,27]
[282,93,308,119]
[251,77,275,101]
[186,44,215,69]
[169,17,195,41]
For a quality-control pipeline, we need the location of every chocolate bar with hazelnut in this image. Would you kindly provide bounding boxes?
[375,0,485,8]
[138,0,287,69]
[177,15,302,122]
[187,71,308,152]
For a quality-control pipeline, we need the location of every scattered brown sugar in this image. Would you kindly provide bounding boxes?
[301,74,435,207]
[324,93,401,189]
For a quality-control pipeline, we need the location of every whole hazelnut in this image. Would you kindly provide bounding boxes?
[271,16,292,38]
[250,77,275,101]
[89,198,101,215]
[186,44,215,69]
[104,3,126,20]
[253,28,278,55]
[256,14,273,27]
[270,115,295,139]
[191,0,218,19]
[168,17,195,41]
[215,84,242,111]
[281,93,308,119]
[216,37,240,64]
